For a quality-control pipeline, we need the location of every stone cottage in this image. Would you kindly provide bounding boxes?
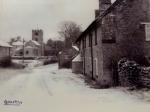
[76,0,150,87]
[24,40,41,57]
[12,40,24,56]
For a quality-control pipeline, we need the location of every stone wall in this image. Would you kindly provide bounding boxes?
[115,0,150,62]
[118,59,150,88]
[98,0,150,86]
[118,59,139,87]
[139,67,150,88]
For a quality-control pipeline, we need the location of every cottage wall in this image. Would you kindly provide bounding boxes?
[97,27,104,83]
[99,0,150,86]
[84,35,92,77]
[114,0,150,62]
[92,30,99,80]
[0,47,10,61]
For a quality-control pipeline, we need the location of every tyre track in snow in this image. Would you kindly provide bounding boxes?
[34,67,53,96]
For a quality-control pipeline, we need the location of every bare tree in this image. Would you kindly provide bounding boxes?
[9,36,22,45]
[58,21,82,48]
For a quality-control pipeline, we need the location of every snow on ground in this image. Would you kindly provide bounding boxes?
[0,68,24,84]
[0,64,150,112]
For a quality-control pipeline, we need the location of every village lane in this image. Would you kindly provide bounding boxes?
[0,64,150,112]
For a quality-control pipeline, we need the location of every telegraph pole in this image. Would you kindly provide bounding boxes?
[22,38,25,63]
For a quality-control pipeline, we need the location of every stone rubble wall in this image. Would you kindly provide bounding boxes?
[118,58,150,88]
[118,59,139,87]
[139,67,150,88]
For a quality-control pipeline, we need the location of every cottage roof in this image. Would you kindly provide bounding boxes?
[72,46,79,51]
[0,40,12,47]
[25,46,34,49]
[72,54,82,62]
[75,0,123,43]
[30,40,40,46]
[15,47,23,51]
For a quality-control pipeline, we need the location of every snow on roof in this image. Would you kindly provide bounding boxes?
[12,41,23,46]
[30,40,40,46]
[25,46,34,49]
[15,47,23,51]
[0,40,12,47]
[72,46,79,51]
[72,54,82,62]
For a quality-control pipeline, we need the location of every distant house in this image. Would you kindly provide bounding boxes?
[58,47,78,69]
[76,0,150,87]
[0,40,12,62]
[12,40,24,56]
[24,40,41,57]
[12,40,23,49]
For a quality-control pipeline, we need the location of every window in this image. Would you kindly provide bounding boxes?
[26,51,29,55]
[20,52,23,55]
[84,37,86,48]
[95,29,97,45]
[145,23,150,41]
[102,15,116,43]
[89,33,92,47]
[35,32,39,36]
[82,39,84,49]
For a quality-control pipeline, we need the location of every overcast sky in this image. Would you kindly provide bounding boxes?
[0,0,115,42]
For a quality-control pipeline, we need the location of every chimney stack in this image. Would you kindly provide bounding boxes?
[99,0,111,16]
[95,10,100,18]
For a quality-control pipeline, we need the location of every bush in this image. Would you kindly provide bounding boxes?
[43,59,57,65]
[118,58,140,87]
[0,57,12,67]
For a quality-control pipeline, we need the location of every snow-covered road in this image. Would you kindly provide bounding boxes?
[0,64,150,112]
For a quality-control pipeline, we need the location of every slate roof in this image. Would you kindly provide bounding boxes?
[72,54,82,62]
[0,40,12,47]
[28,40,40,46]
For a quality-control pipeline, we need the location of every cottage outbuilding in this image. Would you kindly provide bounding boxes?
[72,54,83,74]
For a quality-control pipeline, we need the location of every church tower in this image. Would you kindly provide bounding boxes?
[32,29,44,56]
[32,29,43,44]
[99,0,111,15]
